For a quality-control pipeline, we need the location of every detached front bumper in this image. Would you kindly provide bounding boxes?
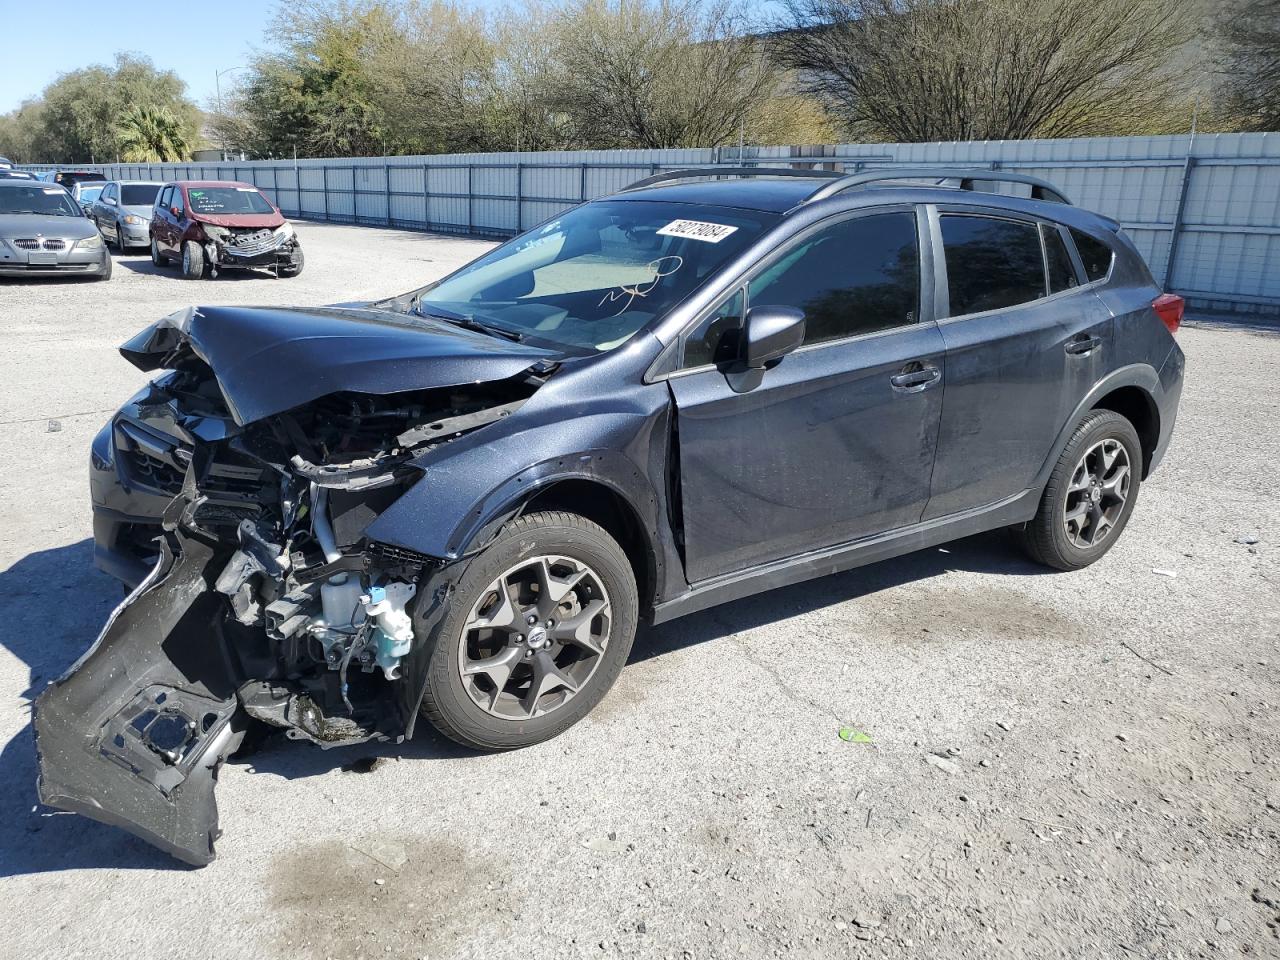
[34,532,246,865]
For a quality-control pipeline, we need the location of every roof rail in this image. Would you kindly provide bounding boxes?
[622,166,843,191]
[807,167,1072,205]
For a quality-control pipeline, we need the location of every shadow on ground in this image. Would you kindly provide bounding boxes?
[0,528,1044,876]
[118,257,287,281]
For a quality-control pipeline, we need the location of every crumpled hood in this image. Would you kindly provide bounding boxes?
[120,304,558,426]
[193,211,285,229]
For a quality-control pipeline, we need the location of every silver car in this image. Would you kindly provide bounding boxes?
[0,180,111,280]
[89,180,163,251]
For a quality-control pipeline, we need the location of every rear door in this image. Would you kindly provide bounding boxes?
[923,206,1113,519]
[668,207,947,583]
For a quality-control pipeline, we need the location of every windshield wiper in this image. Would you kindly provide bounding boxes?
[413,303,524,342]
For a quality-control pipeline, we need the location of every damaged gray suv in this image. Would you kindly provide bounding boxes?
[40,167,1185,865]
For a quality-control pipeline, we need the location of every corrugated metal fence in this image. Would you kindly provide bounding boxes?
[27,132,1280,314]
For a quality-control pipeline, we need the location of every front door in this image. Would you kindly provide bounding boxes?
[923,209,1115,519]
[668,208,946,584]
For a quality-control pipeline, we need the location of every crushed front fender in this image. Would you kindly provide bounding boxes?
[32,531,247,866]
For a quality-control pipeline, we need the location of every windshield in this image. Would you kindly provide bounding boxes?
[0,186,82,217]
[414,200,774,352]
[121,184,160,206]
[187,187,275,216]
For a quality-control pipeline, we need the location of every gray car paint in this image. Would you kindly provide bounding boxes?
[62,174,1184,864]
[89,181,163,248]
[0,185,109,277]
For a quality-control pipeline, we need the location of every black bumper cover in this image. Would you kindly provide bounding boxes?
[33,530,246,865]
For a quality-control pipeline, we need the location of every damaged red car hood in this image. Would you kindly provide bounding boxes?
[120,304,558,426]
[193,211,285,229]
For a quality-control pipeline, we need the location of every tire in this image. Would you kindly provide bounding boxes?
[95,255,112,281]
[279,246,304,278]
[1015,409,1142,571]
[150,237,169,266]
[180,240,205,280]
[416,511,639,751]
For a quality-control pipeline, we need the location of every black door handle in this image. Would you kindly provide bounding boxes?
[890,362,941,392]
[1065,335,1101,356]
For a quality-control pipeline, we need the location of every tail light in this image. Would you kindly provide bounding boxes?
[1152,293,1184,334]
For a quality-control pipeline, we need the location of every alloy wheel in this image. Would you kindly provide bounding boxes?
[457,555,611,721]
[1062,438,1131,548]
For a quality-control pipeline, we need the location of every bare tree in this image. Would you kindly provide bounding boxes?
[1216,0,1280,131]
[773,0,1194,142]
[548,0,781,149]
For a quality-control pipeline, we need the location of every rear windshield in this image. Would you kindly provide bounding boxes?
[122,184,160,206]
[55,172,105,186]
[0,185,82,217]
[186,187,275,215]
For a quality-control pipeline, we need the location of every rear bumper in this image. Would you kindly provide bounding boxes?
[1148,340,1185,475]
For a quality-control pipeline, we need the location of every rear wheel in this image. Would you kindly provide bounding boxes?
[1015,410,1142,571]
[416,511,638,751]
[180,240,205,280]
[150,237,169,266]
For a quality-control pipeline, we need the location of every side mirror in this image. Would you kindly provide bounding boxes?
[106,196,117,206]
[743,306,805,369]
[170,206,181,218]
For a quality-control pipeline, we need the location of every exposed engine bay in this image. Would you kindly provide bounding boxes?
[35,305,550,865]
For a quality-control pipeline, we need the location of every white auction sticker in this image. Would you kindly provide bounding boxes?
[656,219,739,243]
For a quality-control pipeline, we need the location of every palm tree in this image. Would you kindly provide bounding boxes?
[115,105,191,163]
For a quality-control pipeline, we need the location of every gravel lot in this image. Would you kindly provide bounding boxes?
[1,221,1278,960]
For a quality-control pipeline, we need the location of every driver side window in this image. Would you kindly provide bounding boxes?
[678,211,920,369]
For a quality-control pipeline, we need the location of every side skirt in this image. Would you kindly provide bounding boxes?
[648,489,1037,625]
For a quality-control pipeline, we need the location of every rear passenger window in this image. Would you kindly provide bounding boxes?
[1070,228,1114,282]
[1043,225,1079,293]
[748,212,919,346]
[941,216,1045,316]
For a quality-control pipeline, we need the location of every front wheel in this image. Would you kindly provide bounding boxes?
[1015,410,1142,571]
[416,511,638,751]
[279,245,304,277]
[180,240,205,280]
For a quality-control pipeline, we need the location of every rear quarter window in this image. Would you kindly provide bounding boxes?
[1070,228,1114,283]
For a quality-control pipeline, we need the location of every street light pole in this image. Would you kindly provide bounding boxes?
[215,66,248,161]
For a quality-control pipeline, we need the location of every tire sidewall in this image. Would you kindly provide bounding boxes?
[1043,412,1142,566]
[181,241,205,280]
[419,514,638,750]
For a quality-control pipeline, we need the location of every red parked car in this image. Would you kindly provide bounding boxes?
[149,180,304,279]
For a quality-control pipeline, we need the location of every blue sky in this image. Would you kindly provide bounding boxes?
[0,0,278,112]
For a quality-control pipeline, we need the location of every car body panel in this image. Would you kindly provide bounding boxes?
[669,321,947,582]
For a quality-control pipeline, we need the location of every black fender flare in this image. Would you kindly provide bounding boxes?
[1029,362,1161,495]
